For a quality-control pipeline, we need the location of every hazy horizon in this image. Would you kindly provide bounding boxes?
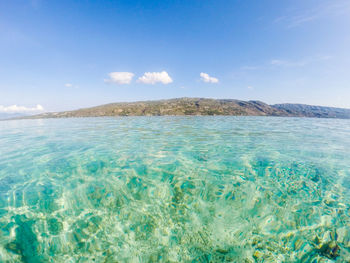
[1,0,350,114]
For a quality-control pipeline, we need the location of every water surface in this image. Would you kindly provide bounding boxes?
[0,117,349,262]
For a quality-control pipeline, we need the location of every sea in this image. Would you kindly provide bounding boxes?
[0,117,349,262]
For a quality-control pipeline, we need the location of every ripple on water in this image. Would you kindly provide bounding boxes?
[0,117,349,262]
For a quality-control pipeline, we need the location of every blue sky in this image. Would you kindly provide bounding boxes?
[0,0,350,112]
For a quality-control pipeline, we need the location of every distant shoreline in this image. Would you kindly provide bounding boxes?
[9,98,350,120]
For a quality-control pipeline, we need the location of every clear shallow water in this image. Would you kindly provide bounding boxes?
[0,116,349,262]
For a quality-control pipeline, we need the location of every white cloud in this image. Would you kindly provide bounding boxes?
[275,1,350,28]
[247,86,254,90]
[200,72,219,83]
[270,59,302,67]
[105,72,134,84]
[0,104,44,113]
[65,83,79,89]
[241,66,259,70]
[270,59,285,65]
[138,71,173,84]
[270,55,332,67]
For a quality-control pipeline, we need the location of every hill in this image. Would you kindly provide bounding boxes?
[16,98,350,119]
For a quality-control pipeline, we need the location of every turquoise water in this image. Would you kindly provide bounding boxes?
[0,117,349,262]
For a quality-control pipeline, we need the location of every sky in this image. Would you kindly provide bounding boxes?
[0,0,350,113]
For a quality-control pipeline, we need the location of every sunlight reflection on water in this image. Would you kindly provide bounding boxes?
[0,117,349,262]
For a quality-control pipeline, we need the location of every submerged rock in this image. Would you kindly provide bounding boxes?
[5,215,46,263]
[318,241,340,259]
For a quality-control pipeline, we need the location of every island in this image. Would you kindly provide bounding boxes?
[19,98,350,119]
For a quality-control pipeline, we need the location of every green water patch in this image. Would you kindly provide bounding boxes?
[5,215,47,263]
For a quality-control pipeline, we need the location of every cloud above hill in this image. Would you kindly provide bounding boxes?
[200,72,219,83]
[138,71,173,84]
[105,72,134,84]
